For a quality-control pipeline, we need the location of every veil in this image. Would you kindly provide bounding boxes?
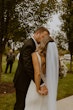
[46,42,59,110]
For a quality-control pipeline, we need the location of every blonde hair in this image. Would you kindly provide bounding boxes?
[36,36,53,56]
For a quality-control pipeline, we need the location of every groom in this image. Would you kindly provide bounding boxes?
[13,27,51,110]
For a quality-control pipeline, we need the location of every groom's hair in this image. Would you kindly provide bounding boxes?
[35,27,50,35]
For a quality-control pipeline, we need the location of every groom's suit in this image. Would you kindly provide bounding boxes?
[13,38,37,110]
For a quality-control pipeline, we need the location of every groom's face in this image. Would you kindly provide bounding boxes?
[37,31,49,44]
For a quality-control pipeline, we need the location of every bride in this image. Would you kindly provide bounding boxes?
[25,36,59,110]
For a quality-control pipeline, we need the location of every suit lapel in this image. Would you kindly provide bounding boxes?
[30,38,36,50]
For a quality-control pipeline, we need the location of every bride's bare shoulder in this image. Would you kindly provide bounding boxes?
[32,51,38,56]
[32,52,38,59]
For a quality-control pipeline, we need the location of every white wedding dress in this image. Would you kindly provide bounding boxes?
[25,42,59,110]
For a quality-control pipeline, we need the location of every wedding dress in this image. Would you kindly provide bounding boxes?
[25,42,59,110]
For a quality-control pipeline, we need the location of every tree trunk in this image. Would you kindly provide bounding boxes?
[70,53,72,72]
[0,53,2,82]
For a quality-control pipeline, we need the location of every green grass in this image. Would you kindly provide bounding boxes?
[1,55,18,82]
[0,55,73,110]
[0,93,16,110]
[57,73,73,100]
[0,55,17,110]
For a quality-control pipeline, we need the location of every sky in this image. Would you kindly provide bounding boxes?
[46,13,62,36]
[45,0,62,36]
[46,12,68,50]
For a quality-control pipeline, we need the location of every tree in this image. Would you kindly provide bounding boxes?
[60,0,73,72]
[55,32,67,50]
[0,0,21,81]
[0,0,58,81]
[16,0,58,36]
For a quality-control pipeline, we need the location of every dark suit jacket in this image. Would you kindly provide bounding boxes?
[13,38,36,91]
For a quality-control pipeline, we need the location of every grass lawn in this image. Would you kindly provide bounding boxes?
[1,55,18,82]
[0,55,73,110]
[0,93,15,110]
[57,73,73,100]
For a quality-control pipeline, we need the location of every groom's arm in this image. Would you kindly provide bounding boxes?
[21,43,35,80]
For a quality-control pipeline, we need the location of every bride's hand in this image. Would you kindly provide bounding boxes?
[40,85,48,92]
[38,89,48,95]
[37,85,48,95]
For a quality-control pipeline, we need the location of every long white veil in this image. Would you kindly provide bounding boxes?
[46,42,59,110]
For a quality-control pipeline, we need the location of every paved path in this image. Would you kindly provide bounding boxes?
[57,95,73,110]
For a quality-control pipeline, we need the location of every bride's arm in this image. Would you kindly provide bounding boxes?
[32,52,41,91]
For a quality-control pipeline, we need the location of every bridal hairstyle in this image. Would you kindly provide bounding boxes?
[36,35,54,57]
[35,27,54,56]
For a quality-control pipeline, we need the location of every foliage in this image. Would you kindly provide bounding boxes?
[55,32,67,50]
[15,0,58,36]
[0,0,58,44]
[60,0,73,71]
[60,0,73,54]
[0,0,17,52]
